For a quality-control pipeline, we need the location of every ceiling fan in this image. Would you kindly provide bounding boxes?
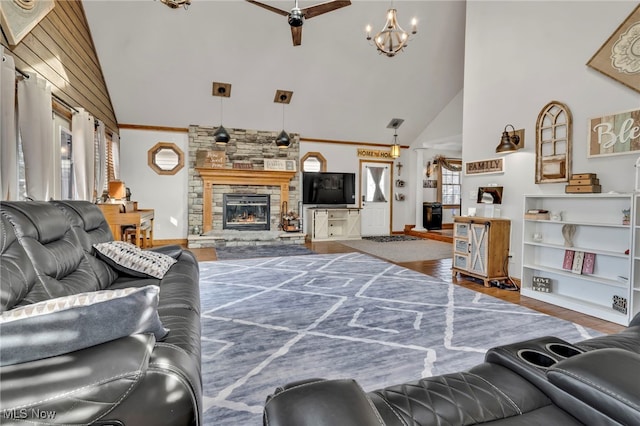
[246,0,351,46]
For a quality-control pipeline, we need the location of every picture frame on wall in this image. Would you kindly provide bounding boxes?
[0,0,55,46]
[586,4,640,94]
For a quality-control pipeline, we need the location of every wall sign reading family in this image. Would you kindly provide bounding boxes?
[588,108,640,157]
[465,158,504,175]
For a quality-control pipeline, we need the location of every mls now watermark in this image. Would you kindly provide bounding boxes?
[3,409,56,420]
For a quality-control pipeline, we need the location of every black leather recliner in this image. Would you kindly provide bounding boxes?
[0,200,202,426]
[264,311,640,425]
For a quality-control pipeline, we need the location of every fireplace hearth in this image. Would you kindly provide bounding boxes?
[223,194,270,231]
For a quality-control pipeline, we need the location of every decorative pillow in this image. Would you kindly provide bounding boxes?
[93,241,177,279]
[0,285,168,366]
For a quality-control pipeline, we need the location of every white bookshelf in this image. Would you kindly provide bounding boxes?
[521,193,635,325]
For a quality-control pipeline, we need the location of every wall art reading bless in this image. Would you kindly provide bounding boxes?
[588,108,640,157]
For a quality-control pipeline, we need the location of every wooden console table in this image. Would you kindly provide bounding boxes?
[98,202,154,248]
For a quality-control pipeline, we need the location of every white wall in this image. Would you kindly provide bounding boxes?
[300,141,413,232]
[119,129,188,240]
[403,90,464,228]
[463,1,639,278]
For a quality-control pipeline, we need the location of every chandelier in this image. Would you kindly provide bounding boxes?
[366,8,417,57]
[159,0,191,9]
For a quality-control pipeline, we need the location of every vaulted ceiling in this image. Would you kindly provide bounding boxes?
[83,0,466,145]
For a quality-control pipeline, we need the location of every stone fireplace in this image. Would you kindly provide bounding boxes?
[223,194,270,231]
[187,125,303,248]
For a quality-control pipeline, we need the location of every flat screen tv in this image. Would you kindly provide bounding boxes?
[477,186,503,204]
[302,172,356,205]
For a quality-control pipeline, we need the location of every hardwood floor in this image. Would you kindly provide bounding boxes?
[189,239,625,335]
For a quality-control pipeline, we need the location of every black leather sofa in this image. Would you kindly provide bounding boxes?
[264,310,640,425]
[0,200,201,426]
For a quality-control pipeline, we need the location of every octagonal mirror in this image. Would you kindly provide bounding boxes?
[148,142,184,175]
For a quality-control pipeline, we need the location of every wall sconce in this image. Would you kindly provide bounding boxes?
[495,124,524,153]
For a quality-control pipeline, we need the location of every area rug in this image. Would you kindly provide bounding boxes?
[338,237,452,262]
[214,244,316,260]
[363,235,420,243]
[199,252,601,425]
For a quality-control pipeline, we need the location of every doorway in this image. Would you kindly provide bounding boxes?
[359,160,392,236]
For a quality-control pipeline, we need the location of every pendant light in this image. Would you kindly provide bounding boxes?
[212,82,231,145]
[274,90,293,149]
[387,118,404,159]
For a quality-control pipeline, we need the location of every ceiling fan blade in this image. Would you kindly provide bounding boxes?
[245,0,289,17]
[291,26,302,46]
[302,0,351,19]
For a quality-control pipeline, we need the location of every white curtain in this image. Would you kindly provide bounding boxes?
[95,120,107,197]
[1,48,18,200]
[72,108,95,201]
[17,71,54,201]
[112,132,120,180]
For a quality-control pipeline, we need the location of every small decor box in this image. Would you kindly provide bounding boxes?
[524,209,550,220]
[532,276,552,292]
[565,173,601,193]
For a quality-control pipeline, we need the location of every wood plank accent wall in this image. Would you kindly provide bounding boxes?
[1,0,118,132]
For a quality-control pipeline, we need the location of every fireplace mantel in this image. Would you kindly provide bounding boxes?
[196,167,296,233]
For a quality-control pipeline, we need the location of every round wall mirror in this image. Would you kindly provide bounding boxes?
[148,142,184,175]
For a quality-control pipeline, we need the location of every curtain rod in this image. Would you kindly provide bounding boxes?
[7,60,80,114]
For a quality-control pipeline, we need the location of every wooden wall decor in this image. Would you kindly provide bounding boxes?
[0,0,55,46]
[588,107,640,157]
[464,158,504,175]
[587,4,640,94]
[535,101,573,184]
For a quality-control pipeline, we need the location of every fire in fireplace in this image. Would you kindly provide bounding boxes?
[223,194,271,231]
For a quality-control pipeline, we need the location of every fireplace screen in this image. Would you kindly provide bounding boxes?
[223,194,270,231]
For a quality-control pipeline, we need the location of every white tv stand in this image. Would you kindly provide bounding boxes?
[307,207,361,241]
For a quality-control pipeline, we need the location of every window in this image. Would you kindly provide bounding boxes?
[300,152,327,172]
[437,158,462,207]
[60,127,74,200]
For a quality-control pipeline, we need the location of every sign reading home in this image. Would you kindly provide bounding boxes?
[357,148,393,159]
[465,158,504,175]
[588,108,640,157]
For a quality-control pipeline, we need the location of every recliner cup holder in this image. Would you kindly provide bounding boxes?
[517,349,557,369]
[546,343,583,358]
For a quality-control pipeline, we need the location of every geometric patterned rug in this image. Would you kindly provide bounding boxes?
[214,244,316,260]
[199,253,602,425]
[363,235,420,242]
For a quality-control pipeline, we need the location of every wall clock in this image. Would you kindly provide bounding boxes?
[0,0,55,46]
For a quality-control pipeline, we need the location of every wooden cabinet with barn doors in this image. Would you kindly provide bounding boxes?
[452,216,511,287]
[307,208,361,241]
